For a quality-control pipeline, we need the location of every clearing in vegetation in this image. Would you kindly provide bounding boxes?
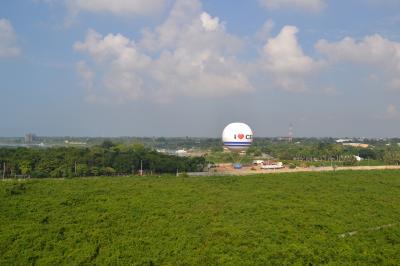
[1,170,400,265]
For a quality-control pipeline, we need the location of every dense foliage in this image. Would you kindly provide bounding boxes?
[247,140,400,164]
[1,171,400,264]
[204,141,400,166]
[2,137,400,172]
[0,142,206,178]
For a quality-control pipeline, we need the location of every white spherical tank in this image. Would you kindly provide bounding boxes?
[222,122,253,152]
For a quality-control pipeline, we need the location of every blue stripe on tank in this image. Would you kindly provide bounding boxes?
[224,144,250,147]
[224,142,251,145]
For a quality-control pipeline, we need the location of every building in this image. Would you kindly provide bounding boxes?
[336,139,352,143]
[175,149,188,157]
[25,133,36,143]
[261,162,284,169]
[343,143,369,148]
[354,155,363,162]
[253,160,265,165]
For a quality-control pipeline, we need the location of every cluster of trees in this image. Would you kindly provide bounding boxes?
[247,141,400,164]
[0,141,206,178]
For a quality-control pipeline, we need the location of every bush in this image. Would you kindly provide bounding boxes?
[5,183,27,196]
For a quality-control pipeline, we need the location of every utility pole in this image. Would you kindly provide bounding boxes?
[140,160,143,176]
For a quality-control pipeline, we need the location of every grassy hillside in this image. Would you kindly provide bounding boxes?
[1,171,400,265]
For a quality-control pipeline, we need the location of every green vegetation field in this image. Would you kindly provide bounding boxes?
[1,171,400,265]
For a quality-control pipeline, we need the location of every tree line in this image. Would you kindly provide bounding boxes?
[247,142,400,164]
[0,141,206,178]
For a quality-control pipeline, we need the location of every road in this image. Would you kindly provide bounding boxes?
[208,164,400,176]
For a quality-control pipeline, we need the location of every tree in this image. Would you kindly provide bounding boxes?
[343,156,357,166]
[19,160,32,176]
[90,167,101,176]
[102,167,116,176]
[0,145,207,178]
[76,164,89,176]
[383,147,400,165]
[101,140,115,149]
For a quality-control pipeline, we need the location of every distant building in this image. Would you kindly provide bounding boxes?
[176,149,188,157]
[156,148,167,153]
[64,140,87,145]
[253,160,265,165]
[25,133,36,143]
[354,155,363,162]
[261,162,284,170]
[343,143,369,148]
[336,139,352,143]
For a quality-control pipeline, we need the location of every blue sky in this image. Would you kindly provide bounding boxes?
[1,0,400,137]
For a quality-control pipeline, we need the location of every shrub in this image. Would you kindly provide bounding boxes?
[5,183,27,196]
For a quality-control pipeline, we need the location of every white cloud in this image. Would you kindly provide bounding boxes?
[385,104,400,119]
[259,25,322,91]
[259,0,326,11]
[200,12,220,31]
[142,0,250,101]
[74,9,327,103]
[74,29,151,103]
[140,0,241,53]
[316,35,400,67]
[263,26,318,74]
[139,0,202,51]
[0,19,20,58]
[75,0,253,103]
[74,29,151,68]
[73,0,334,103]
[316,34,400,91]
[151,49,252,102]
[67,0,166,16]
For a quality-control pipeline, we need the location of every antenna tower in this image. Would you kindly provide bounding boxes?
[288,123,293,142]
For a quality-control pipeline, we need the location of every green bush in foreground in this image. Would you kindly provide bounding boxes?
[1,170,400,265]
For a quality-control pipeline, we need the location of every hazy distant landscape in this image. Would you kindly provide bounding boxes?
[2,136,400,178]
[0,137,400,178]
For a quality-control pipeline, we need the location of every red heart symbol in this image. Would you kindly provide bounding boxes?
[238,134,244,139]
